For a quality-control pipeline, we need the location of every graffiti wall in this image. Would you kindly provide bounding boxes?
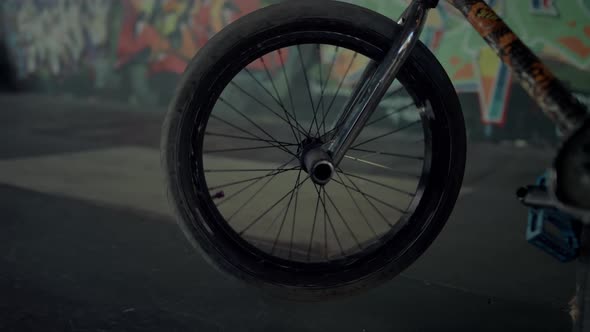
[1,0,589,144]
[5,0,112,77]
[340,0,590,142]
[1,0,269,105]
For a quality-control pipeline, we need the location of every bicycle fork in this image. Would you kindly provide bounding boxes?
[304,0,437,185]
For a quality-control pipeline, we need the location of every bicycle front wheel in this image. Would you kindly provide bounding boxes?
[161,0,466,300]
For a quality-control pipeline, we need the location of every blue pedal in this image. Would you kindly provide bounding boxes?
[525,174,579,262]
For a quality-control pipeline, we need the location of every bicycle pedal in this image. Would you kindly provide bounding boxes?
[527,206,579,262]
[524,174,580,262]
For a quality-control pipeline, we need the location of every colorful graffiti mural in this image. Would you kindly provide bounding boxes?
[116,0,269,75]
[110,0,285,103]
[1,0,287,104]
[1,0,589,144]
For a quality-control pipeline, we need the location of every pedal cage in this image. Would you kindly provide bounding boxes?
[525,174,580,262]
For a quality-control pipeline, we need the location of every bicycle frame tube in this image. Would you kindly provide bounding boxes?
[447,0,588,135]
[326,0,432,166]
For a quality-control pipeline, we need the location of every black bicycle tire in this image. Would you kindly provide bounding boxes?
[161,0,466,300]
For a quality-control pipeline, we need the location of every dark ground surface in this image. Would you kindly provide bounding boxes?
[0,93,578,331]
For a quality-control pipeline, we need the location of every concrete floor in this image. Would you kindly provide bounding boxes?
[0,93,577,331]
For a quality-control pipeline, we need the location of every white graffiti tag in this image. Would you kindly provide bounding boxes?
[13,0,111,76]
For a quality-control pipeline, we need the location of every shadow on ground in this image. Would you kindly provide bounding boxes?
[0,93,576,332]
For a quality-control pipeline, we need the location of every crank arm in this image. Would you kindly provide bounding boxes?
[520,119,590,225]
[324,0,432,166]
[518,170,590,224]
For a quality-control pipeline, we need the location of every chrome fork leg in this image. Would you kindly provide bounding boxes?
[329,60,379,135]
[325,0,431,166]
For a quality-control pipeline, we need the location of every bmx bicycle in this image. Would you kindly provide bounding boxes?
[160,0,590,326]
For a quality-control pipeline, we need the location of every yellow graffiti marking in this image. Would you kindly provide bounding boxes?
[468,2,503,37]
[476,8,499,20]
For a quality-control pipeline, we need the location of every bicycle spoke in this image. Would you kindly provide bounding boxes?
[321,51,358,128]
[261,54,286,109]
[239,175,309,235]
[209,114,294,157]
[331,177,406,214]
[261,54,303,145]
[240,189,292,235]
[227,167,285,222]
[271,169,303,254]
[306,184,322,261]
[316,44,327,137]
[323,191,345,257]
[206,168,298,173]
[384,85,405,99]
[324,188,362,250]
[204,144,296,154]
[312,184,344,257]
[288,169,303,259]
[351,150,410,161]
[337,171,416,196]
[348,147,424,161]
[351,120,421,149]
[209,166,298,191]
[323,187,328,259]
[278,48,303,143]
[206,131,294,145]
[244,68,287,110]
[366,102,415,127]
[297,45,321,136]
[228,82,308,138]
[219,97,297,157]
[343,155,420,178]
[262,199,292,235]
[243,67,309,137]
[334,172,378,238]
[215,157,298,208]
[320,46,339,135]
[339,171,393,227]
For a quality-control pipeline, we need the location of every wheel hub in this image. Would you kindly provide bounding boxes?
[298,137,335,185]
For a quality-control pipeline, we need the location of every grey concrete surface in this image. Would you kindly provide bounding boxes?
[0,93,577,331]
